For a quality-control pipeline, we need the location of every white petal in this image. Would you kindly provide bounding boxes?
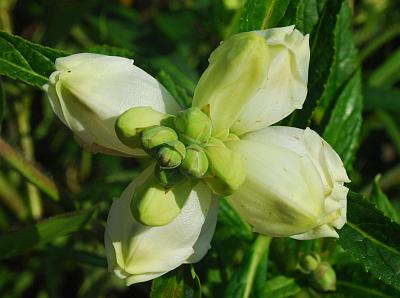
[45,53,180,156]
[226,139,325,237]
[186,197,219,263]
[105,166,212,285]
[231,26,310,135]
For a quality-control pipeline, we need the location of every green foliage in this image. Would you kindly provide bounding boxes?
[264,276,301,298]
[0,0,399,297]
[0,31,66,88]
[234,0,291,33]
[0,208,96,259]
[338,193,400,291]
[150,265,201,298]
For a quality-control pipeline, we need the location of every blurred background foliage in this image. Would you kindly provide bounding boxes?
[0,0,400,297]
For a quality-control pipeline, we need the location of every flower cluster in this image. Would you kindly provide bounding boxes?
[44,26,349,285]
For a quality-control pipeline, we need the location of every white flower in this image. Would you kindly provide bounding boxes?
[105,166,218,285]
[43,53,180,156]
[226,127,349,239]
[193,26,309,136]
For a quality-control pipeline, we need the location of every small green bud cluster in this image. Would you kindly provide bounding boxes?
[115,105,247,226]
[299,253,336,292]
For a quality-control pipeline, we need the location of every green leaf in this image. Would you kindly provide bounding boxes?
[363,86,400,113]
[370,175,400,223]
[336,281,395,298]
[369,48,400,88]
[0,31,66,88]
[156,70,192,108]
[279,0,324,34]
[150,265,201,298]
[291,0,342,127]
[376,110,400,155]
[0,137,60,201]
[0,208,96,259]
[338,194,400,291]
[224,235,271,298]
[323,70,363,169]
[218,197,253,241]
[319,0,359,110]
[235,0,291,33]
[0,79,4,125]
[264,276,301,298]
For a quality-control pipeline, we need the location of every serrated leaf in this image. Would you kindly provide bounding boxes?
[224,236,271,298]
[279,0,324,34]
[264,276,301,298]
[319,0,359,110]
[235,0,291,33]
[0,208,96,259]
[370,175,400,223]
[150,265,201,298]
[156,70,192,108]
[290,0,342,127]
[218,197,253,241]
[338,194,400,290]
[336,281,395,298]
[0,31,66,88]
[323,70,363,169]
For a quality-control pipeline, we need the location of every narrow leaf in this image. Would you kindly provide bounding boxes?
[0,79,4,125]
[337,281,394,298]
[323,70,363,169]
[224,235,271,298]
[0,31,66,88]
[235,0,291,33]
[363,86,400,113]
[370,175,400,223]
[264,276,301,298]
[0,137,59,201]
[157,70,192,108]
[291,0,342,127]
[338,194,400,290]
[0,208,96,259]
[150,265,201,298]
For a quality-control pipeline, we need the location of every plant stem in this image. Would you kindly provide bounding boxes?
[244,235,272,298]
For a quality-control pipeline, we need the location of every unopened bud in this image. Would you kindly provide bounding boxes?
[141,126,178,153]
[309,262,336,292]
[130,174,190,226]
[174,107,212,145]
[155,166,186,187]
[180,144,209,178]
[203,138,246,196]
[115,107,172,149]
[157,140,186,169]
[299,253,321,274]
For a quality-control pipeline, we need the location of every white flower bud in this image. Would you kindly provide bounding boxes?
[226,127,349,239]
[43,53,180,156]
[105,166,219,285]
[193,26,309,136]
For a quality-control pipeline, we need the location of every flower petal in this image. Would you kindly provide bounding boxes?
[230,26,310,135]
[226,138,325,236]
[44,54,180,156]
[105,166,213,285]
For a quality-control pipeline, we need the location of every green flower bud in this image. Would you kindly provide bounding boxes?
[174,107,212,145]
[154,166,186,187]
[203,138,246,196]
[115,107,173,150]
[299,253,321,274]
[157,140,186,169]
[130,173,193,226]
[309,262,336,292]
[141,126,178,153]
[180,144,209,178]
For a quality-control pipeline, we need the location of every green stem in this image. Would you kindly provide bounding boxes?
[244,235,272,298]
